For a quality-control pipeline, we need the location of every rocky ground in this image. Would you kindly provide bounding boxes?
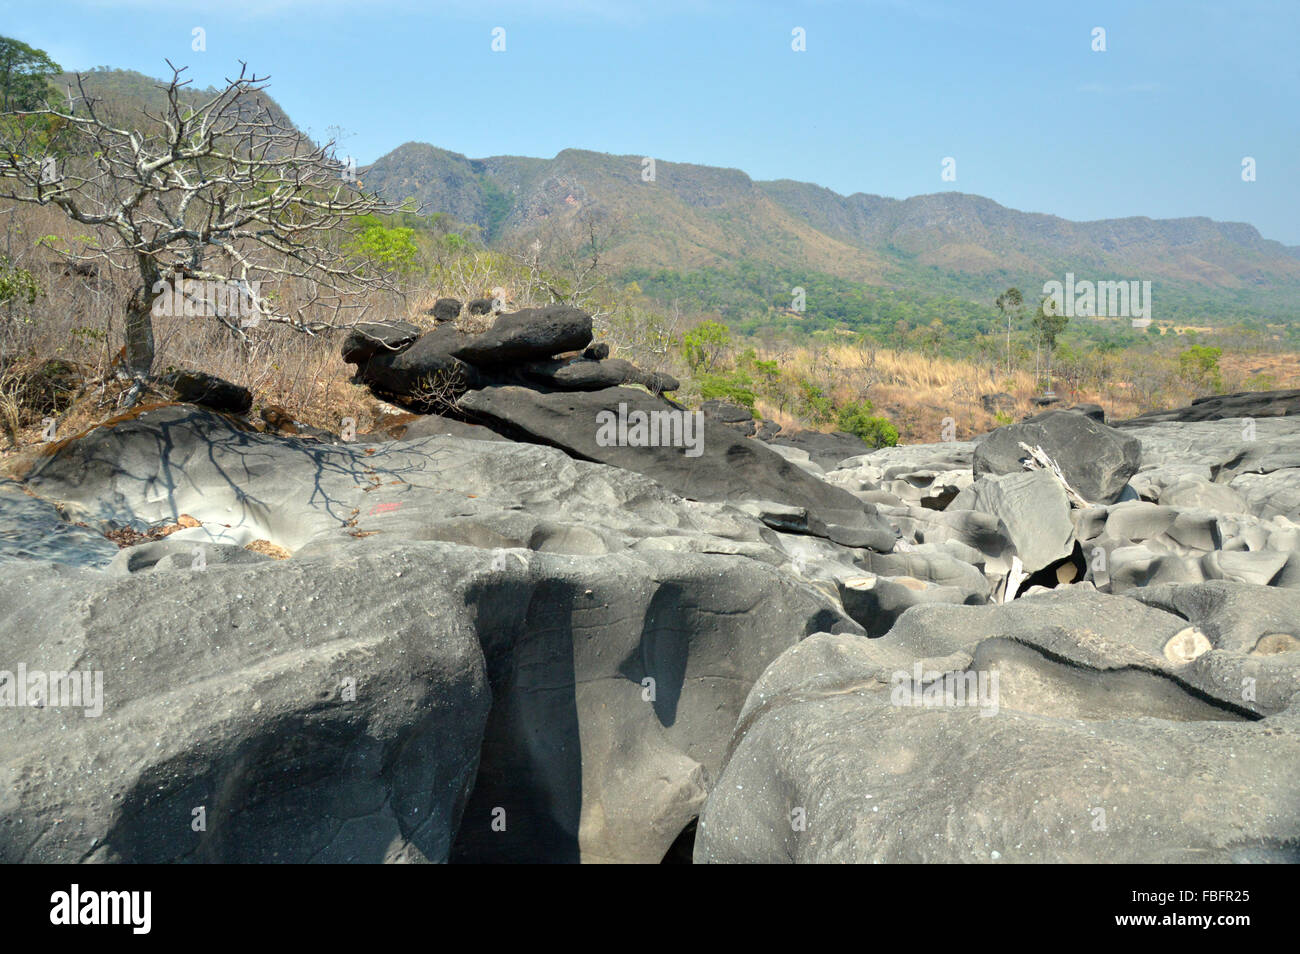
[0,305,1297,863]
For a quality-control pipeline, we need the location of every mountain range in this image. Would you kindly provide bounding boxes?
[363,141,1300,322]
[31,69,1300,324]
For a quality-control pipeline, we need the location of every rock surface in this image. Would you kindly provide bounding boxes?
[770,430,873,470]
[340,320,422,364]
[1120,388,1300,425]
[696,590,1300,863]
[428,298,462,323]
[460,385,897,551]
[1,404,862,863]
[950,470,1074,573]
[159,370,253,415]
[4,372,1299,865]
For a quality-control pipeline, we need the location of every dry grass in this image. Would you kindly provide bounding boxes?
[753,344,1040,443]
[245,539,291,559]
[749,340,1300,444]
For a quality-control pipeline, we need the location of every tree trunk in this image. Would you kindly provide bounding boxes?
[125,257,159,379]
[120,257,159,406]
[1005,317,1011,379]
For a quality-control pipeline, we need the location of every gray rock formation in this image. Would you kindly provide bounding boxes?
[1119,388,1300,425]
[3,379,1298,865]
[460,385,897,552]
[341,320,423,364]
[158,370,253,415]
[449,305,592,367]
[428,298,462,323]
[770,430,873,470]
[950,470,1075,573]
[1,404,862,863]
[696,590,1300,863]
[523,356,679,395]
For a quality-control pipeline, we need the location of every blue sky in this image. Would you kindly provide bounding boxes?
[6,0,1298,244]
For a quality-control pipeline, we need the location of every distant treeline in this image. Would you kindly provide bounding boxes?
[621,261,1300,357]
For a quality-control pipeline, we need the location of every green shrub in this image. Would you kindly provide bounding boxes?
[697,371,756,410]
[348,214,419,275]
[0,255,39,308]
[798,381,833,426]
[1178,345,1223,392]
[682,319,731,372]
[836,400,899,448]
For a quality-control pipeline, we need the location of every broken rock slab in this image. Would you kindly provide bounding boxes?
[950,470,1075,573]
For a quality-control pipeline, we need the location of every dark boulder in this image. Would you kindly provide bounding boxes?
[459,385,895,550]
[451,305,593,368]
[521,357,621,390]
[1023,402,1106,424]
[771,430,872,470]
[160,370,252,415]
[980,392,1015,415]
[1065,402,1105,422]
[973,409,1141,503]
[701,400,754,425]
[340,320,422,364]
[428,298,462,323]
[466,298,494,316]
[358,324,480,403]
[523,357,675,394]
[701,399,757,437]
[1118,388,1300,425]
[642,371,680,395]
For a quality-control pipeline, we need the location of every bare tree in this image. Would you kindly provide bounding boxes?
[0,62,406,404]
[598,297,685,375]
[513,207,618,322]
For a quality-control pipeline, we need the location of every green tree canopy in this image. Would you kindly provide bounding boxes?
[1033,295,1070,354]
[348,214,419,276]
[0,36,61,112]
[1178,345,1223,392]
[682,318,731,372]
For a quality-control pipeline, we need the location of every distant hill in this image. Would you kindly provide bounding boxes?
[365,144,893,280]
[52,68,298,140]
[363,143,1300,324]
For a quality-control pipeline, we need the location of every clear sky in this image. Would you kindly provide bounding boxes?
[5,0,1298,244]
